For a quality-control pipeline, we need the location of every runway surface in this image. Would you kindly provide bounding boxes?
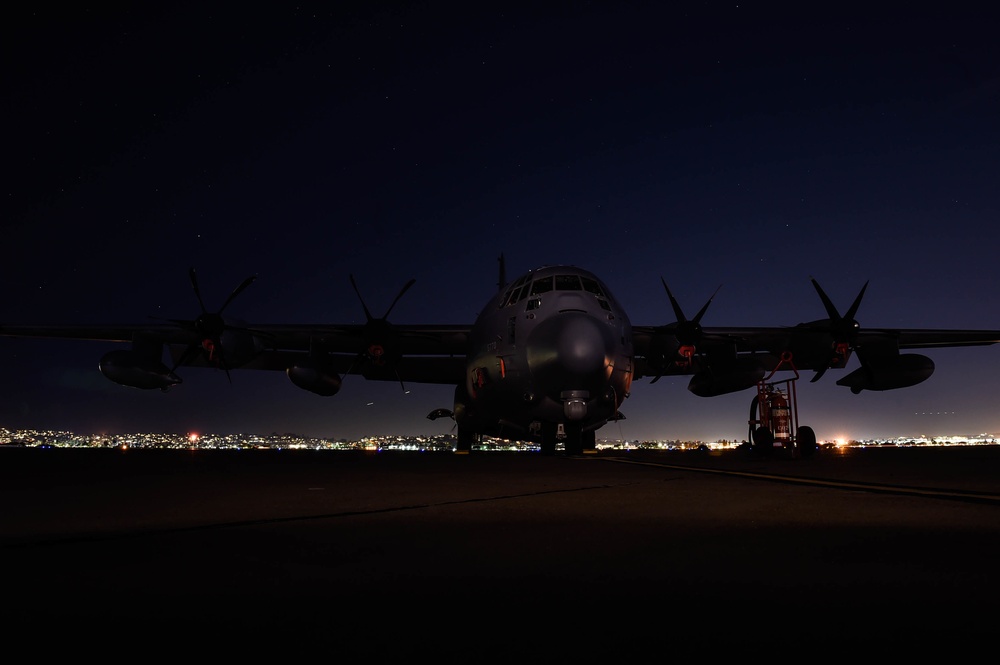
[2,444,998,659]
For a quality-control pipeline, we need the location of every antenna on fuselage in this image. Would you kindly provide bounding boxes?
[497,253,506,292]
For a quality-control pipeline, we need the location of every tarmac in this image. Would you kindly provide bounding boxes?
[2,443,999,659]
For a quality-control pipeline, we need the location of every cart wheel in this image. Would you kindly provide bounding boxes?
[747,394,760,444]
[797,426,817,458]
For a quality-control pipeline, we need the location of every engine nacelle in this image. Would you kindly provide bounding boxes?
[216,326,260,368]
[687,358,766,397]
[287,365,343,396]
[645,332,682,375]
[99,350,182,390]
[836,353,934,394]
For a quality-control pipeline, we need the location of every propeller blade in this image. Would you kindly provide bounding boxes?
[844,281,869,321]
[340,352,362,383]
[383,278,416,319]
[810,277,868,331]
[219,274,257,314]
[660,280,721,351]
[349,275,375,322]
[189,268,207,313]
[170,343,200,373]
[345,275,416,388]
[660,280,720,325]
[173,269,260,379]
[222,358,233,383]
[661,279,688,323]
[691,285,721,325]
[808,277,869,381]
[811,277,841,320]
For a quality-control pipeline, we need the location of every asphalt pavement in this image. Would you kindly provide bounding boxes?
[2,444,998,660]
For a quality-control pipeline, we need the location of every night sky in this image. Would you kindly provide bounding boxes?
[3,5,999,443]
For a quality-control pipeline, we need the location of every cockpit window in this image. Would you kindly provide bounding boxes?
[514,272,612,310]
[530,276,554,294]
[581,277,604,297]
[555,275,582,290]
[498,273,533,309]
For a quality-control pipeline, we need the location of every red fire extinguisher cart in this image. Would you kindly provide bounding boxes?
[748,352,817,458]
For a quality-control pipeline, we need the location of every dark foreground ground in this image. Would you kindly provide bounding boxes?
[2,444,998,659]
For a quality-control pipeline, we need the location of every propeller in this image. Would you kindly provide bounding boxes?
[342,274,416,391]
[651,280,721,383]
[808,277,868,382]
[168,268,258,382]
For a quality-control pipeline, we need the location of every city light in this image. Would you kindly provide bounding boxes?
[0,424,997,452]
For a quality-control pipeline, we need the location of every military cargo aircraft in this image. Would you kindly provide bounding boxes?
[3,256,999,456]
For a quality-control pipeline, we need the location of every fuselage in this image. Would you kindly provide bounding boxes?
[457,265,634,447]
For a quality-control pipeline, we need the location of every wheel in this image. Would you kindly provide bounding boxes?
[748,395,761,444]
[540,422,558,455]
[752,426,774,455]
[455,426,476,453]
[563,423,584,456]
[797,426,817,458]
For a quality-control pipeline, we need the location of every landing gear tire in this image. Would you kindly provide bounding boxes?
[456,426,476,454]
[563,423,584,456]
[797,426,817,458]
[540,423,558,456]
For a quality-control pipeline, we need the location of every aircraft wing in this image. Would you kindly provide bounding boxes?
[201,322,471,385]
[243,323,471,356]
[0,321,472,387]
[631,325,1000,363]
[0,323,190,345]
[876,328,1000,349]
[632,323,1000,396]
[215,349,467,385]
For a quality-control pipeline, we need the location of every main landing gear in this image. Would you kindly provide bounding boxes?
[540,422,596,456]
[747,353,817,459]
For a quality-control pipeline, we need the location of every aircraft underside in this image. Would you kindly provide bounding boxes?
[454,419,602,455]
[450,379,621,455]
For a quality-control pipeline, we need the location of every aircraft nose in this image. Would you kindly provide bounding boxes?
[526,312,613,388]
